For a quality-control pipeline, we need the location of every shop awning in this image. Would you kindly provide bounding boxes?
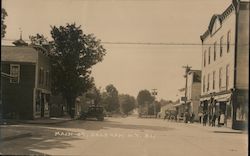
[173,103,184,107]
[214,93,231,102]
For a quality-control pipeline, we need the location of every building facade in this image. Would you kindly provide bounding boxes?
[174,88,186,118]
[186,70,201,121]
[200,0,249,129]
[2,46,51,119]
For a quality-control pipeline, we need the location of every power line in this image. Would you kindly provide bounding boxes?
[2,38,248,46]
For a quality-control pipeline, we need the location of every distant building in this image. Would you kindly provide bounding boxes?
[186,70,201,121]
[174,88,186,118]
[200,0,249,129]
[2,45,51,119]
[159,101,175,119]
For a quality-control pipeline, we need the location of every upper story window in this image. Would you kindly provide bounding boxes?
[203,75,206,93]
[212,71,216,90]
[39,68,44,85]
[227,31,231,53]
[207,73,210,92]
[46,70,50,87]
[214,42,217,61]
[226,64,230,90]
[219,68,222,90]
[220,36,223,57]
[10,64,20,84]
[208,47,211,64]
[204,50,206,67]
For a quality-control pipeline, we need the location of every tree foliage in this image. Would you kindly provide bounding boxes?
[119,94,136,115]
[102,84,119,112]
[49,23,106,118]
[29,33,51,54]
[137,90,154,106]
[1,8,8,38]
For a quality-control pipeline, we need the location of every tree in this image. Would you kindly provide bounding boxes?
[102,84,119,112]
[50,23,106,118]
[137,90,154,107]
[119,94,136,115]
[29,33,51,55]
[1,8,8,38]
[85,86,102,106]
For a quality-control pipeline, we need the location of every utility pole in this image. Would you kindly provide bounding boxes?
[152,89,157,118]
[182,65,192,112]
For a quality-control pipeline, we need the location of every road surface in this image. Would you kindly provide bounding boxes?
[0,116,247,156]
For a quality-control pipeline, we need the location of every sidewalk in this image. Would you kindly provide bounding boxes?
[187,122,247,134]
[0,117,73,125]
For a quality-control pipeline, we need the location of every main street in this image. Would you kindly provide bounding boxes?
[0,116,247,156]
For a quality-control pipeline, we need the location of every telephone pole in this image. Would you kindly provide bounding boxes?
[182,65,192,112]
[152,89,157,118]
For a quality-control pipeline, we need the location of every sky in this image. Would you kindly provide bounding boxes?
[2,0,232,101]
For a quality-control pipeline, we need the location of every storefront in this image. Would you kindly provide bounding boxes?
[34,89,51,118]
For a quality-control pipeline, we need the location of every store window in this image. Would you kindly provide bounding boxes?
[236,96,248,121]
[35,90,41,112]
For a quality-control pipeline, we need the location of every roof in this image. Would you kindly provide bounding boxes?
[1,46,39,63]
[200,0,240,42]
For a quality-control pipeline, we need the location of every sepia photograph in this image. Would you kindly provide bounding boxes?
[1,0,249,155]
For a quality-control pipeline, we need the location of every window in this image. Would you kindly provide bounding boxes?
[204,50,206,67]
[214,42,217,61]
[208,47,211,64]
[207,74,210,92]
[226,65,229,90]
[219,68,222,90]
[203,75,206,93]
[212,71,216,90]
[39,68,44,85]
[220,36,223,57]
[227,31,231,52]
[10,64,20,83]
[46,71,50,87]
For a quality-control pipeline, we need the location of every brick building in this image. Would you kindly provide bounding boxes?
[200,0,249,129]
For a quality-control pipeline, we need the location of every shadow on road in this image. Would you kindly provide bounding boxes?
[47,118,175,131]
[0,125,83,155]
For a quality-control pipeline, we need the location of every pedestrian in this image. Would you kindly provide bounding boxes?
[219,113,225,126]
[212,114,216,127]
[191,112,195,123]
[203,112,208,126]
[198,112,203,124]
[209,113,212,126]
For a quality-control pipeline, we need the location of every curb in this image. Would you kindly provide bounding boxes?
[1,118,74,125]
[19,119,74,125]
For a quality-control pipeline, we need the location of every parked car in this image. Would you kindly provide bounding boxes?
[79,106,104,121]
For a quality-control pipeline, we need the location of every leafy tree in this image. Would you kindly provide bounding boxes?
[1,8,8,38]
[29,33,51,54]
[137,90,154,107]
[102,84,119,112]
[119,94,136,115]
[85,86,102,106]
[50,23,106,118]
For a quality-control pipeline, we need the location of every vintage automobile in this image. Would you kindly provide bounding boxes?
[79,106,104,121]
